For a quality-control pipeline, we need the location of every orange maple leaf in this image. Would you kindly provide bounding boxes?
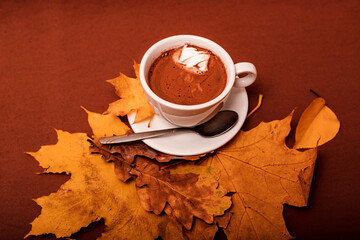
[201,112,317,239]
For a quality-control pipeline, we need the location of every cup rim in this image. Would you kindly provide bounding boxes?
[139,35,235,110]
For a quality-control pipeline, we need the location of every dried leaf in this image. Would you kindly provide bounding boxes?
[26,130,184,240]
[81,106,130,138]
[105,62,154,123]
[200,112,317,239]
[89,140,204,182]
[294,97,340,149]
[88,139,134,182]
[130,157,232,230]
[164,163,226,240]
[92,140,203,163]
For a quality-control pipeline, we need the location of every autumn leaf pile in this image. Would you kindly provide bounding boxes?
[26,63,340,239]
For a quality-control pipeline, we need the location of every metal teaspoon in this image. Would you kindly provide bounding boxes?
[99,110,238,144]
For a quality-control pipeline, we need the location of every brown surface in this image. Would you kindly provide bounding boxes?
[0,0,359,239]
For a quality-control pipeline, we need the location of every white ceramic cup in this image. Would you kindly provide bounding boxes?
[139,35,257,127]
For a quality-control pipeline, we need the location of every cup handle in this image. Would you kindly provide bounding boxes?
[234,62,257,88]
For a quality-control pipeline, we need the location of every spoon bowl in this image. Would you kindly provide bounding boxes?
[194,110,238,136]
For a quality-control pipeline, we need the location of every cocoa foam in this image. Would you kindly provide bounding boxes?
[148,44,227,105]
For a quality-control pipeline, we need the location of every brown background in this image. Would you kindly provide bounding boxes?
[1,0,359,239]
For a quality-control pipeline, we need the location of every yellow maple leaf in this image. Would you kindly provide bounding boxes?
[26,130,183,240]
[81,106,130,139]
[105,62,154,123]
[294,97,340,149]
[201,112,317,239]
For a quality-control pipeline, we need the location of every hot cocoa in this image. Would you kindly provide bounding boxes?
[148,44,227,105]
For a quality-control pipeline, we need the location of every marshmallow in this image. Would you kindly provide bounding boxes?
[173,45,210,73]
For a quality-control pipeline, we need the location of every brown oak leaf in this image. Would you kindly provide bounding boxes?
[130,157,232,230]
[200,111,317,239]
[88,139,134,182]
[91,140,203,163]
[89,140,204,182]
[163,162,226,240]
[165,205,219,240]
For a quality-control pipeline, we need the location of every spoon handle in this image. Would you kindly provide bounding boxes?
[99,128,181,144]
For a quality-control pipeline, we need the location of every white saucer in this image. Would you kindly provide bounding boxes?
[127,87,248,156]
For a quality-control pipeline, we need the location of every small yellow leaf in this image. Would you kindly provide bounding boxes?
[294,97,340,149]
[105,62,154,123]
[81,106,130,138]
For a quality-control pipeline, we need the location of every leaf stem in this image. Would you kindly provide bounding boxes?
[309,89,321,98]
[246,94,263,119]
